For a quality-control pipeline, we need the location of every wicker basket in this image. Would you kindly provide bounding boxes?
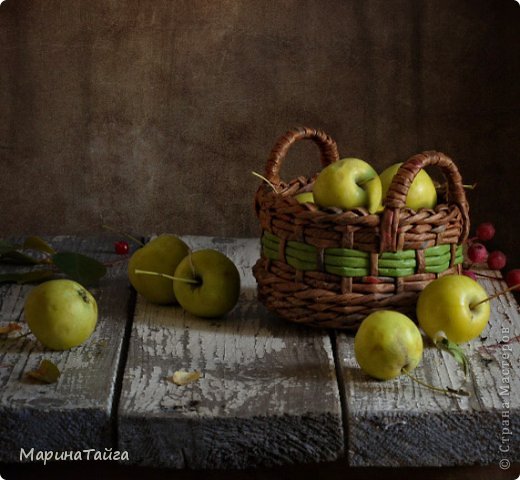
[252,126,470,330]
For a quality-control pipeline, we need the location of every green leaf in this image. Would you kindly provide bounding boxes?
[23,236,56,255]
[437,338,470,378]
[0,251,40,265]
[0,273,24,284]
[17,270,56,284]
[0,270,55,285]
[52,252,107,286]
[26,359,61,384]
[0,240,17,256]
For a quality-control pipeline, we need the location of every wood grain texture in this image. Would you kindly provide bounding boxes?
[118,236,343,468]
[0,236,134,462]
[336,268,520,467]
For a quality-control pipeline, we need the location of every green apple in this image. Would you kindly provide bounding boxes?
[313,158,382,214]
[173,249,240,318]
[380,162,437,211]
[295,192,314,204]
[24,279,98,350]
[128,234,189,304]
[417,274,490,344]
[354,310,423,380]
[135,249,241,318]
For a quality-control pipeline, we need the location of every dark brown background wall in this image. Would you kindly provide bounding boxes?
[1,0,519,263]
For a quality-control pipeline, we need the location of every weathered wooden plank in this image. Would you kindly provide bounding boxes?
[0,236,134,461]
[337,268,520,466]
[118,236,343,468]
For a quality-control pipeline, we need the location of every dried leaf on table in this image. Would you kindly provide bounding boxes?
[26,359,61,384]
[23,236,57,255]
[0,323,22,335]
[168,370,201,386]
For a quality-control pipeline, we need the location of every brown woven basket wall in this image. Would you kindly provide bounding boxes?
[252,126,470,330]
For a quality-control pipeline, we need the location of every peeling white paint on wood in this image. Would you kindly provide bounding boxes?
[118,236,344,468]
[3,234,517,469]
[0,236,133,461]
[337,268,520,467]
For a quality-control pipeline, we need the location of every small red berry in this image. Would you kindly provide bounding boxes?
[462,270,478,281]
[476,222,496,242]
[114,241,129,255]
[505,269,520,288]
[467,243,488,263]
[487,250,507,270]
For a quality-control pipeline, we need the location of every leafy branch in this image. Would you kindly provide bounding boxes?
[0,236,106,286]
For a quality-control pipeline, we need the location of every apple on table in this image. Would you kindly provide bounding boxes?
[171,249,241,318]
[354,310,423,381]
[24,279,98,350]
[134,247,241,318]
[417,274,491,344]
[128,234,189,305]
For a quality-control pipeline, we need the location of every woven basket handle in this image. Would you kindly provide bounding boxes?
[264,126,340,187]
[381,151,470,251]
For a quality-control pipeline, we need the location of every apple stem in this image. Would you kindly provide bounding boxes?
[473,271,500,280]
[251,171,278,193]
[134,269,200,285]
[470,284,520,309]
[187,250,197,279]
[402,370,470,397]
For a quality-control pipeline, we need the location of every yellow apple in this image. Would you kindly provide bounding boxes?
[380,162,437,210]
[134,249,241,318]
[173,249,241,318]
[128,234,189,304]
[354,310,423,380]
[24,279,98,350]
[295,192,314,204]
[313,158,382,214]
[417,274,490,344]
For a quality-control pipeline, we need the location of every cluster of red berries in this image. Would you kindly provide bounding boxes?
[464,222,520,288]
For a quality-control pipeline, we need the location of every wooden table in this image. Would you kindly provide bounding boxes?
[0,235,518,473]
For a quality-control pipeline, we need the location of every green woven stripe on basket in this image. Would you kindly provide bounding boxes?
[325,265,370,277]
[261,233,463,277]
[262,244,318,270]
[377,267,416,277]
[261,233,280,251]
[287,239,317,253]
[424,251,464,273]
[326,248,370,258]
[285,245,315,263]
[287,255,316,271]
[424,252,451,267]
[262,245,279,262]
[423,244,451,257]
[377,257,417,268]
[378,250,416,260]
[324,254,370,268]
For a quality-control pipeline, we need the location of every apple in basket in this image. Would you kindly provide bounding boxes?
[379,162,437,211]
[313,158,382,214]
[295,192,314,204]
